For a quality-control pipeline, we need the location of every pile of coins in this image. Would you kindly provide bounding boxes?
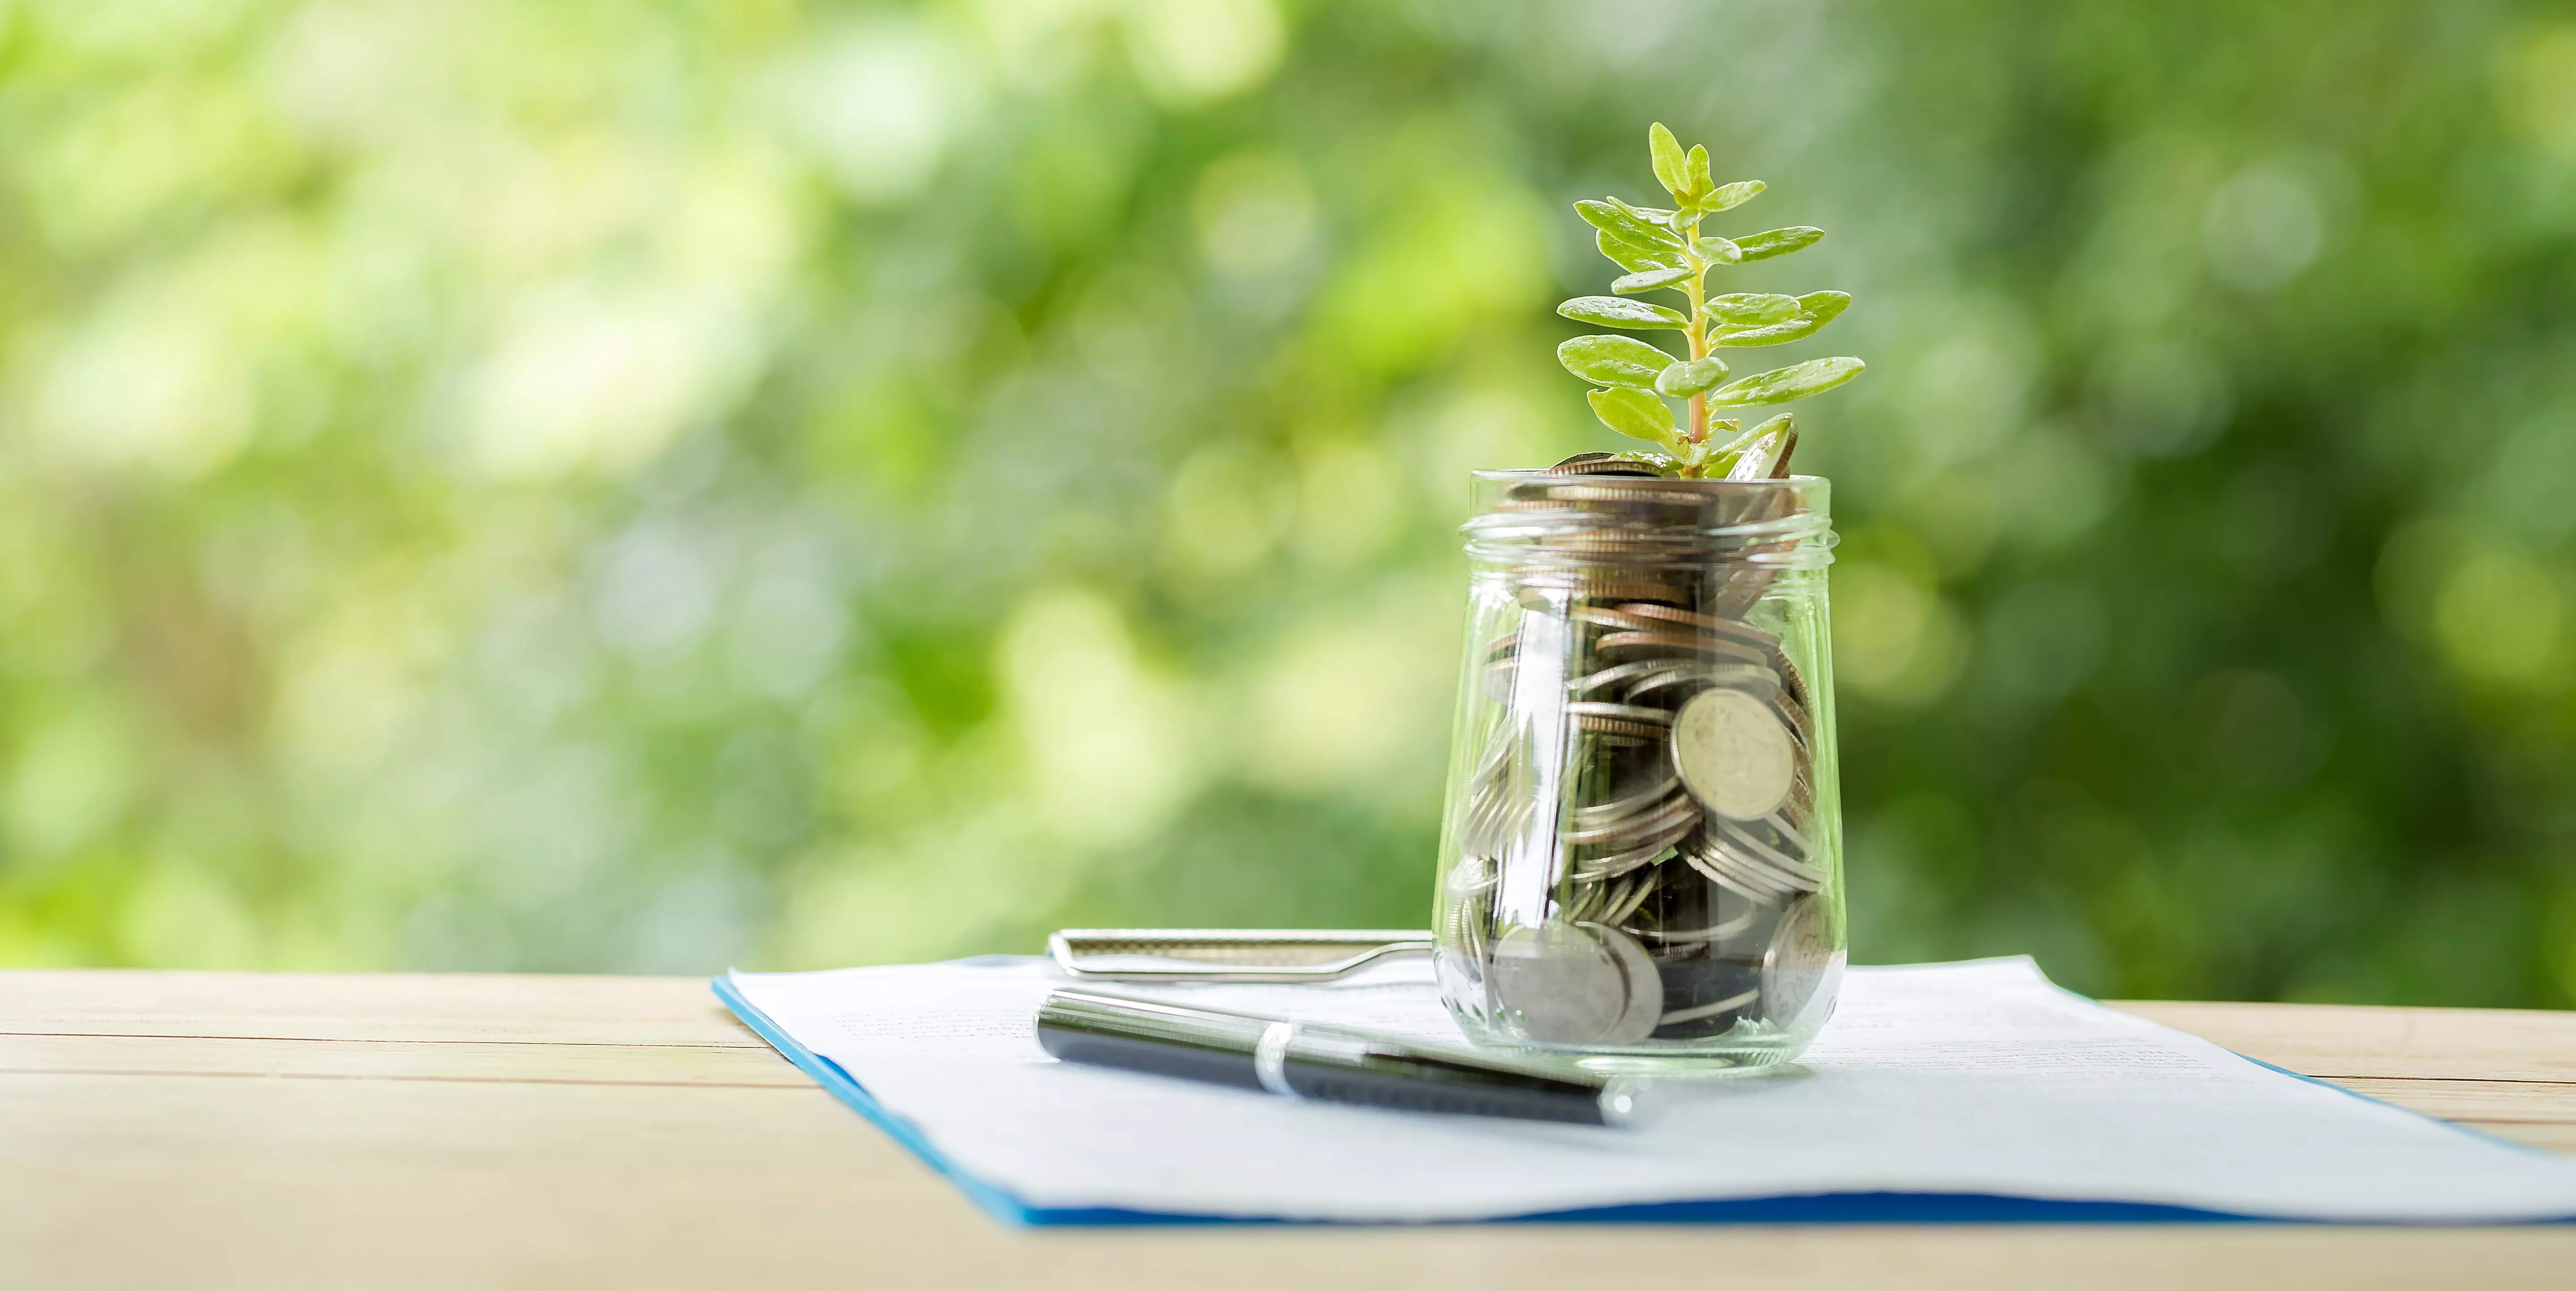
[1443,455,1835,1048]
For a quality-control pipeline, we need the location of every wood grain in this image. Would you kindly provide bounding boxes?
[3,970,2571,1291]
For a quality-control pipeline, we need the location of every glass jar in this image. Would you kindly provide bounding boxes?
[1432,466,1844,1071]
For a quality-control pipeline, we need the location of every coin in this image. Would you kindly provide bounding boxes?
[1585,921,1664,1044]
[1568,658,1684,695]
[1568,769,1681,826]
[1616,602,1810,705]
[1594,630,1771,668]
[1679,833,1796,901]
[1649,959,1763,1037]
[1570,607,1666,634]
[1670,688,1796,821]
[1574,714,1669,740]
[1564,701,1672,725]
[1771,650,1811,708]
[1569,833,1682,882]
[1613,602,1781,652]
[1545,452,1666,477]
[1534,484,1708,508]
[1489,921,1631,1044]
[1561,791,1695,846]
[1706,816,1822,891]
[1632,905,1757,947]
[1771,690,1813,748]
[1761,894,1840,1029]
[1445,853,1498,894]
[1625,662,1781,708]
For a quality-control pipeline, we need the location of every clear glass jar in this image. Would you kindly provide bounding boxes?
[1432,466,1844,1071]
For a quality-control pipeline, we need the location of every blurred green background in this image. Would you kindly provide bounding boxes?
[2,0,2573,1005]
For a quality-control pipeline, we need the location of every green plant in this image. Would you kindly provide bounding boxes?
[1556,123,1865,478]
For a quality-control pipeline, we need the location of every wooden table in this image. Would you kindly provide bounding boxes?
[5,971,2572,1289]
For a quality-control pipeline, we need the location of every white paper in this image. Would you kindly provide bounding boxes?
[728,956,2576,1223]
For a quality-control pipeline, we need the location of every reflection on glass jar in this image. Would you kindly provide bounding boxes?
[1433,467,1844,1071]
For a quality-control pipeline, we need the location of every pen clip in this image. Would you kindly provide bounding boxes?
[1048,928,1437,983]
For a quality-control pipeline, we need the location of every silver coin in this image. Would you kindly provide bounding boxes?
[1489,922,1630,1044]
[1570,607,1666,634]
[1670,688,1796,821]
[1626,662,1780,708]
[1597,870,1663,928]
[1445,853,1498,895]
[1764,811,1812,855]
[1583,921,1664,1044]
[1568,770,1681,827]
[1761,894,1841,1029]
[1568,658,1679,696]
[1545,452,1666,477]
[1569,834,1683,883]
[1681,835,1796,901]
[1632,904,1758,947]
[1563,701,1673,725]
[1561,791,1696,846]
[1595,630,1771,668]
[1707,816,1823,891]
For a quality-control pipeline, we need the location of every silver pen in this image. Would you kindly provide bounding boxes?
[1035,988,1632,1126]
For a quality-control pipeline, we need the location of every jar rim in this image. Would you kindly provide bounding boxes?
[1471,470,1827,489]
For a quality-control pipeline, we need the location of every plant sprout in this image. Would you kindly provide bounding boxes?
[1555,123,1864,478]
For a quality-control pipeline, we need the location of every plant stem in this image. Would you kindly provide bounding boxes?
[1682,209,1710,475]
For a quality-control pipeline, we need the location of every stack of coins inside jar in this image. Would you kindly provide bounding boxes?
[1438,457,1841,1057]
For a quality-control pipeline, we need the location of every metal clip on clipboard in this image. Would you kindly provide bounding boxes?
[1046,929,1437,983]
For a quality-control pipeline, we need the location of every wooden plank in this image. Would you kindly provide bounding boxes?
[4,1073,2573,1291]
[0,1033,807,1087]
[9,971,2576,1291]
[2322,1077,2576,1127]
[0,969,754,1047]
[2111,1000,2576,1083]
[2466,1122,2576,1154]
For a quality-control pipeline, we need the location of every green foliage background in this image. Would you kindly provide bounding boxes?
[3,0,2574,1004]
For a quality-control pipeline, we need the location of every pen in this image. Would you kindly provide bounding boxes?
[1035,988,1630,1126]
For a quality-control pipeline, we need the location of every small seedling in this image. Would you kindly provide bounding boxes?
[1556,123,1863,478]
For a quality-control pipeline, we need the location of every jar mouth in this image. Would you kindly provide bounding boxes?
[1470,470,1826,490]
[1462,471,1834,570]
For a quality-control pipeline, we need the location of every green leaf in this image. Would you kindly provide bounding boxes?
[1558,295,1690,330]
[1702,356,1865,407]
[1654,355,1731,397]
[1711,294,1852,348]
[1610,266,1694,294]
[1695,235,1742,265]
[1575,199,1684,251]
[1648,123,1689,198]
[1704,180,1766,212]
[1596,228,1689,274]
[1609,196,1692,241]
[1708,293,1801,325]
[1798,291,1851,324]
[1723,413,1799,480]
[1734,227,1825,261]
[1712,316,1824,347]
[1587,387,1677,445]
[1690,420,1745,477]
[1686,145,1712,199]
[1558,334,1680,389]
[1710,419,1769,456]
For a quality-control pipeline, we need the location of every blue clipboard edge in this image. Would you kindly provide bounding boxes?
[709,971,2338,1228]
